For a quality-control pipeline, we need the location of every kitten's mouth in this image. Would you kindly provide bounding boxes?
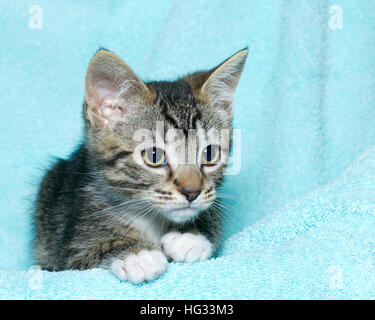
[173,204,191,211]
[164,204,198,223]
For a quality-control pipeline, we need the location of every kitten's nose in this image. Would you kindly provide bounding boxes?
[179,189,201,202]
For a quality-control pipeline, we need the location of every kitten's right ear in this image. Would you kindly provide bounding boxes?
[84,50,152,128]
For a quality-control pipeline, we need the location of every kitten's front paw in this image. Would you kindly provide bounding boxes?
[111,250,168,284]
[161,232,213,263]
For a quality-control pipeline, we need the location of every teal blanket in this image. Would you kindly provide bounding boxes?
[1,0,375,299]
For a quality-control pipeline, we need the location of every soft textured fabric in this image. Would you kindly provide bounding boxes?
[1,0,375,299]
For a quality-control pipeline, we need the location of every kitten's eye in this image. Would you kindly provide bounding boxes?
[202,145,220,166]
[142,147,167,167]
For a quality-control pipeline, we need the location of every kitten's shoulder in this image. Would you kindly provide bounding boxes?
[36,144,88,206]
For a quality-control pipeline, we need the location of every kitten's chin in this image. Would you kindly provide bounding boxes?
[165,207,199,223]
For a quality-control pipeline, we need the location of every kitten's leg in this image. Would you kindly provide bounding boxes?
[161,231,214,263]
[110,250,168,284]
[98,241,168,284]
[161,211,223,263]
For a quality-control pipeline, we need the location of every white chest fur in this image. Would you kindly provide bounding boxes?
[121,211,168,245]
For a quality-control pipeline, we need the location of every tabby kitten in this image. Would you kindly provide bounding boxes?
[33,48,247,283]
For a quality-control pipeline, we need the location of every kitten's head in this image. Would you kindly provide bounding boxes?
[84,48,247,223]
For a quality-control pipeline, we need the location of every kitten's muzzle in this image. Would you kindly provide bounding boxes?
[174,165,203,202]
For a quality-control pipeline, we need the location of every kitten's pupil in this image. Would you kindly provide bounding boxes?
[147,147,159,163]
[202,145,220,165]
[205,145,212,162]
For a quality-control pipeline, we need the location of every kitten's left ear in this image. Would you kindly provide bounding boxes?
[186,48,248,112]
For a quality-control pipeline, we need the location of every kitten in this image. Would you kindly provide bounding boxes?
[33,48,247,283]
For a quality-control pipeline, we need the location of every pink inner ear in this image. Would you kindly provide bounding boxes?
[117,106,127,113]
[90,103,128,128]
[94,78,119,102]
[87,78,128,128]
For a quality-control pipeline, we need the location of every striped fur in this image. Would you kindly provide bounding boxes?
[33,48,247,273]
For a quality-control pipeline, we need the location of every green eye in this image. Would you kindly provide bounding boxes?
[142,147,167,167]
[202,145,220,166]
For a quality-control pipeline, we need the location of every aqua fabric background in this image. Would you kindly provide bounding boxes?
[1,0,375,299]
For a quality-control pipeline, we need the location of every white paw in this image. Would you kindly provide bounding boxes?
[111,250,168,284]
[161,231,213,263]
